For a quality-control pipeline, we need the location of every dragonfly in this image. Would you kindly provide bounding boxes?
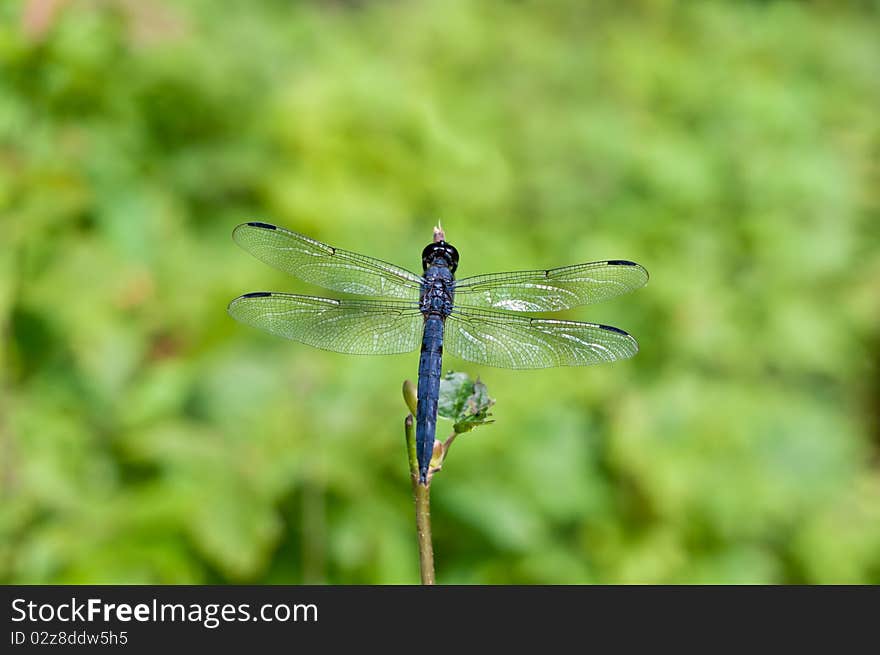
[228,221,648,484]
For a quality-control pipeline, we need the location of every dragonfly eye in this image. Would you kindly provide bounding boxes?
[422,241,459,273]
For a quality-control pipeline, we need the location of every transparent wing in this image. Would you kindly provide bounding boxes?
[233,222,424,300]
[228,292,423,355]
[444,305,638,369]
[453,260,648,312]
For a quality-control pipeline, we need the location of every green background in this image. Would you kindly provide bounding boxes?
[2,0,879,584]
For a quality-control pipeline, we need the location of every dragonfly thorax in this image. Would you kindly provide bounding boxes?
[420,241,457,318]
[420,269,455,317]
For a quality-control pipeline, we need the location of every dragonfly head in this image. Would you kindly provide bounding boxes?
[422,241,459,274]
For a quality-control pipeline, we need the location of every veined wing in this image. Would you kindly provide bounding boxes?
[444,305,638,369]
[227,293,423,355]
[453,260,648,312]
[233,222,424,300]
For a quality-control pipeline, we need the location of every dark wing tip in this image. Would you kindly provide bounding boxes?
[607,259,649,284]
[597,324,640,357]
[598,324,629,335]
[228,291,273,315]
[245,221,277,230]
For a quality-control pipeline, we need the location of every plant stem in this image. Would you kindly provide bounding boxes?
[405,414,435,584]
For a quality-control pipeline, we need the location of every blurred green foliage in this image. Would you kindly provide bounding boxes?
[1,0,879,584]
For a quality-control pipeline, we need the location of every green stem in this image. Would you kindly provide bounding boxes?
[405,414,435,585]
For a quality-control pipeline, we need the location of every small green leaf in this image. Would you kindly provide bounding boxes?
[428,439,445,471]
[438,372,495,435]
[402,379,418,415]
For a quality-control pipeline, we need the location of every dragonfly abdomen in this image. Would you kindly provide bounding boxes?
[415,315,445,484]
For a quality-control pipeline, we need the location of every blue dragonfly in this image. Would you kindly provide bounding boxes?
[228,222,648,484]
